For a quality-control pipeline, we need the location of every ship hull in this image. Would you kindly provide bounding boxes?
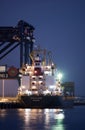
[19,95,65,108]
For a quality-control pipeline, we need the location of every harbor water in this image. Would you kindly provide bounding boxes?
[0,106,85,130]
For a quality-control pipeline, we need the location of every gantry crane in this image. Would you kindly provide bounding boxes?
[0,20,35,67]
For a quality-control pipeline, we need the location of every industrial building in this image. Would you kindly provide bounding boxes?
[62,82,75,97]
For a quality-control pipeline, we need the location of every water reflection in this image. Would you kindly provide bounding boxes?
[52,110,65,130]
[18,108,65,130]
[0,109,7,118]
[0,107,85,130]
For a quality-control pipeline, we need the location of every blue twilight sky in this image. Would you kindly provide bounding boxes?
[0,0,85,96]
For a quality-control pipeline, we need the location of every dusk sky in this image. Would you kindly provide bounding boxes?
[0,0,85,96]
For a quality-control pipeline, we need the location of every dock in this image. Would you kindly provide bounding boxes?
[0,96,84,109]
[0,97,22,109]
[74,97,85,106]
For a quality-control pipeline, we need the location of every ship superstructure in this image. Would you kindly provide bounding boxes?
[18,47,63,97]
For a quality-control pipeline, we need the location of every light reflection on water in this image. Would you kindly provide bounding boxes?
[17,109,65,130]
[0,107,85,130]
[0,109,7,118]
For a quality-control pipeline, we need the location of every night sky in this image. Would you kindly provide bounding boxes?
[0,0,85,96]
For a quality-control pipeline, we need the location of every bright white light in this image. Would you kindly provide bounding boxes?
[32,81,36,84]
[29,71,33,75]
[57,72,63,81]
[31,86,37,89]
[49,85,56,89]
[24,109,31,124]
[26,36,30,40]
[44,71,50,75]
[38,81,43,84]
[39,75,43,78]
[46,66,51,69]
[32,75,36,79]
[57,113,65,119]
[54,110,65,120]
[25,90,32,95]
[43,89,51,95]
[21,85,26,89]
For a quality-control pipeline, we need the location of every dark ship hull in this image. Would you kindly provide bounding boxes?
[19,95,73,108]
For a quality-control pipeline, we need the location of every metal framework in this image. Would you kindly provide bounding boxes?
[0,20,35,67]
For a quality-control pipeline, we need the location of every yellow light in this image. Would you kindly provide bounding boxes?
[38,81,43,84]
[31,86,37,89]
[21,85,25,89]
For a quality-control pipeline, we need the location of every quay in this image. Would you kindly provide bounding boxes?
[74,97,85,106]
[0,96,85,109]
[0,97,73,109]
[0,97,22,109]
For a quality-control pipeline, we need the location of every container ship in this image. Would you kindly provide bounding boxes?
[17,46,67,108]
